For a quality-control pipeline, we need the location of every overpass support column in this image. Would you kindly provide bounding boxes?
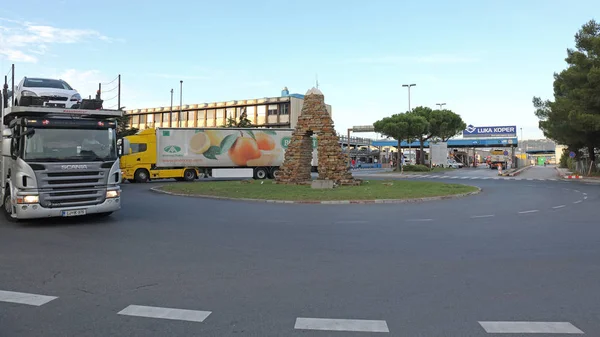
[511,146,516,168]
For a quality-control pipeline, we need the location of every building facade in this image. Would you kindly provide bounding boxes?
[124,87,332,130]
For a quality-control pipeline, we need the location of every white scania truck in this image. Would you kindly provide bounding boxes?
[0,104,123,221]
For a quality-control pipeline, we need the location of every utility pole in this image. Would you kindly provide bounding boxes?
[179,80,183,128]
[117,74,121,110]
[402,83,416,111]
[402,84,416,164]
[170,88,173,128]
[436,103,446,110]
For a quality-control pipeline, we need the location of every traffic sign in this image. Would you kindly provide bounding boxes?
[569,151,576,158]
[503,150,509,156]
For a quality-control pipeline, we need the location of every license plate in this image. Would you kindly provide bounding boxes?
[61,209,87,217]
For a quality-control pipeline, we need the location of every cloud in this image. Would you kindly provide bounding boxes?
[0,18,118,63]
[347,54,480,64]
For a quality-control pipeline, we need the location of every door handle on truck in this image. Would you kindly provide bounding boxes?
[137,158,140,161]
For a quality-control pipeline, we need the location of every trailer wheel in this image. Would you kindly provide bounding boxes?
[183,169,196,182]
[3,190,17,223]
[269,167,280,179]
[254,167,268,180]
[134,169,150,183]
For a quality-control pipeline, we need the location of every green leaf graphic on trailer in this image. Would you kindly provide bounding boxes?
[219,134,238,153]
[246,130,256,140]
[262,130,278,136]
[203,146,221,160]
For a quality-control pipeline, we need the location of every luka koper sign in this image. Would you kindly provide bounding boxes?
[462,125,517,138]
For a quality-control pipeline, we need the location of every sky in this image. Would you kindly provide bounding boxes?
[1,0,598,140]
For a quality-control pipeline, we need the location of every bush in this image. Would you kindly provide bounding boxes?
[402,164,431,172]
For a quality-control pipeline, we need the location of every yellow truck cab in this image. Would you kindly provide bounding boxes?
[120,128,198,183]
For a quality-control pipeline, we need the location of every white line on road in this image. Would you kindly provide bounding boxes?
[527,178,534,181]
[574,190,580,193]
[583,196,588,200]
[573,200,582,204]
[518,210,539,214]
[0,290,57,306]
[471,214,495,218]
[295,317,389,333]
[478,321,584,334]
[583,193,587,196]
[406,219,433,222]
[118,305,211,323]
[335,220,369,224]
[461,177,469,179]
[552,205,566,209]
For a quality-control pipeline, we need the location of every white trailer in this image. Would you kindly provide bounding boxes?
[430,142,449,167]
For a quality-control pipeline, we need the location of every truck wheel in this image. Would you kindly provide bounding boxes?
[3,191,17,223]
[134,169,150,183]
[269,168,280,179]
[254,167,268,180]
[183,169,196,182]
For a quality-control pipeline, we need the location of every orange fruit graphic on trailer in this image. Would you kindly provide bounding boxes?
[255,132,276,151]
[228,136,261,166]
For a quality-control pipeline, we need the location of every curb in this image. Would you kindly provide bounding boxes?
[507,165,533,177]
[149,186,482,205]
[564,175,582,179]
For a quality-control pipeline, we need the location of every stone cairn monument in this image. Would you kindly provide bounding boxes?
[276,87,359,186]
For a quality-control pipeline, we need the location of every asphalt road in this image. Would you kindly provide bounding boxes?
[1,172,598,336]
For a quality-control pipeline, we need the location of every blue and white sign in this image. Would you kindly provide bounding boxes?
[463,125,517,138]
[569,151,576,158]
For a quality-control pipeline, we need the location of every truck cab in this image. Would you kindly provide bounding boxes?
[1,105,123,221]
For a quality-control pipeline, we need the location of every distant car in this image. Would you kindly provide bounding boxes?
[13,77,81,108]
[447,159,463,169]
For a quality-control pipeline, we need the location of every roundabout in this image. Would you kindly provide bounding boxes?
[1,167,598,336]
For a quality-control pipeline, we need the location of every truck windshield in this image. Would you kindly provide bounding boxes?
[23,128,117,162]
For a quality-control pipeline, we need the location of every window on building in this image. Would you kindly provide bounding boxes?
[226,108,235,120]
[154,113,162,124]
[171,112,178,122]
[147,114,154,123]
[257,105,266,116]
[139,114,147,124]
[215,109,224,119]
[268,104,278,115]
[132,115,140,125]
[162,113,170,124]
[197,109,206,122]
[246,106,256,116]
[188,110,196,122]
[280,103,289,115]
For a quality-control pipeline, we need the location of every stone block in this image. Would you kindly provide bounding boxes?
[311,180,334,189]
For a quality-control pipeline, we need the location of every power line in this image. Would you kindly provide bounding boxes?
[101,85,118,93]
[102,75,119,85]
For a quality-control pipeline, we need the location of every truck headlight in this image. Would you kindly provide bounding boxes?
[106,190,120,198]
[17,195,39,204]
[21,90,38,97]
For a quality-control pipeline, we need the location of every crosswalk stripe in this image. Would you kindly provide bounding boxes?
[118,305,212,323]
[295,317,390,333]
[479,321,584,334]
[0,290,57,306]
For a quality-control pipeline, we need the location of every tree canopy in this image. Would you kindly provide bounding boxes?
[225,107,253,128]
[373,113,428,171]
[533,19,600,164]
[407,106,466,164]
[116,114,139,139]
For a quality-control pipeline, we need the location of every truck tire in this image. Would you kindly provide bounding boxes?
[183,169,196,182]
[254,167,268,180]
[3,190,17,223]
[134,169,150,183]
[269,167,280,179]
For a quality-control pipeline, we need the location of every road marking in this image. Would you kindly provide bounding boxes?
[0,290,58,306]
[548,178,557,181]
[526,178,534,181]
[574,190,580,193]
[478,321,584,334]
[573,200,582,204]
[406,219,433,222]
[461,177,469,179]
[583,196,588,200]
[294,317,389,333]
[470,177,478,179]
[335,220,368,224]
[552,205,566,209]
[493,177,500,180]
[471,214,495,218]
[518,210,539,214]
[118,305,211,323]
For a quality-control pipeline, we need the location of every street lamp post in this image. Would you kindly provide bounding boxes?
[402,84,416,164]
[436,103,446,110]
[170,88,173,128]
[402,84,416,111]
[179,80,183,128]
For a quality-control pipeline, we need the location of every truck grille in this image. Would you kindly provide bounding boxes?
[38,170,107,208]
